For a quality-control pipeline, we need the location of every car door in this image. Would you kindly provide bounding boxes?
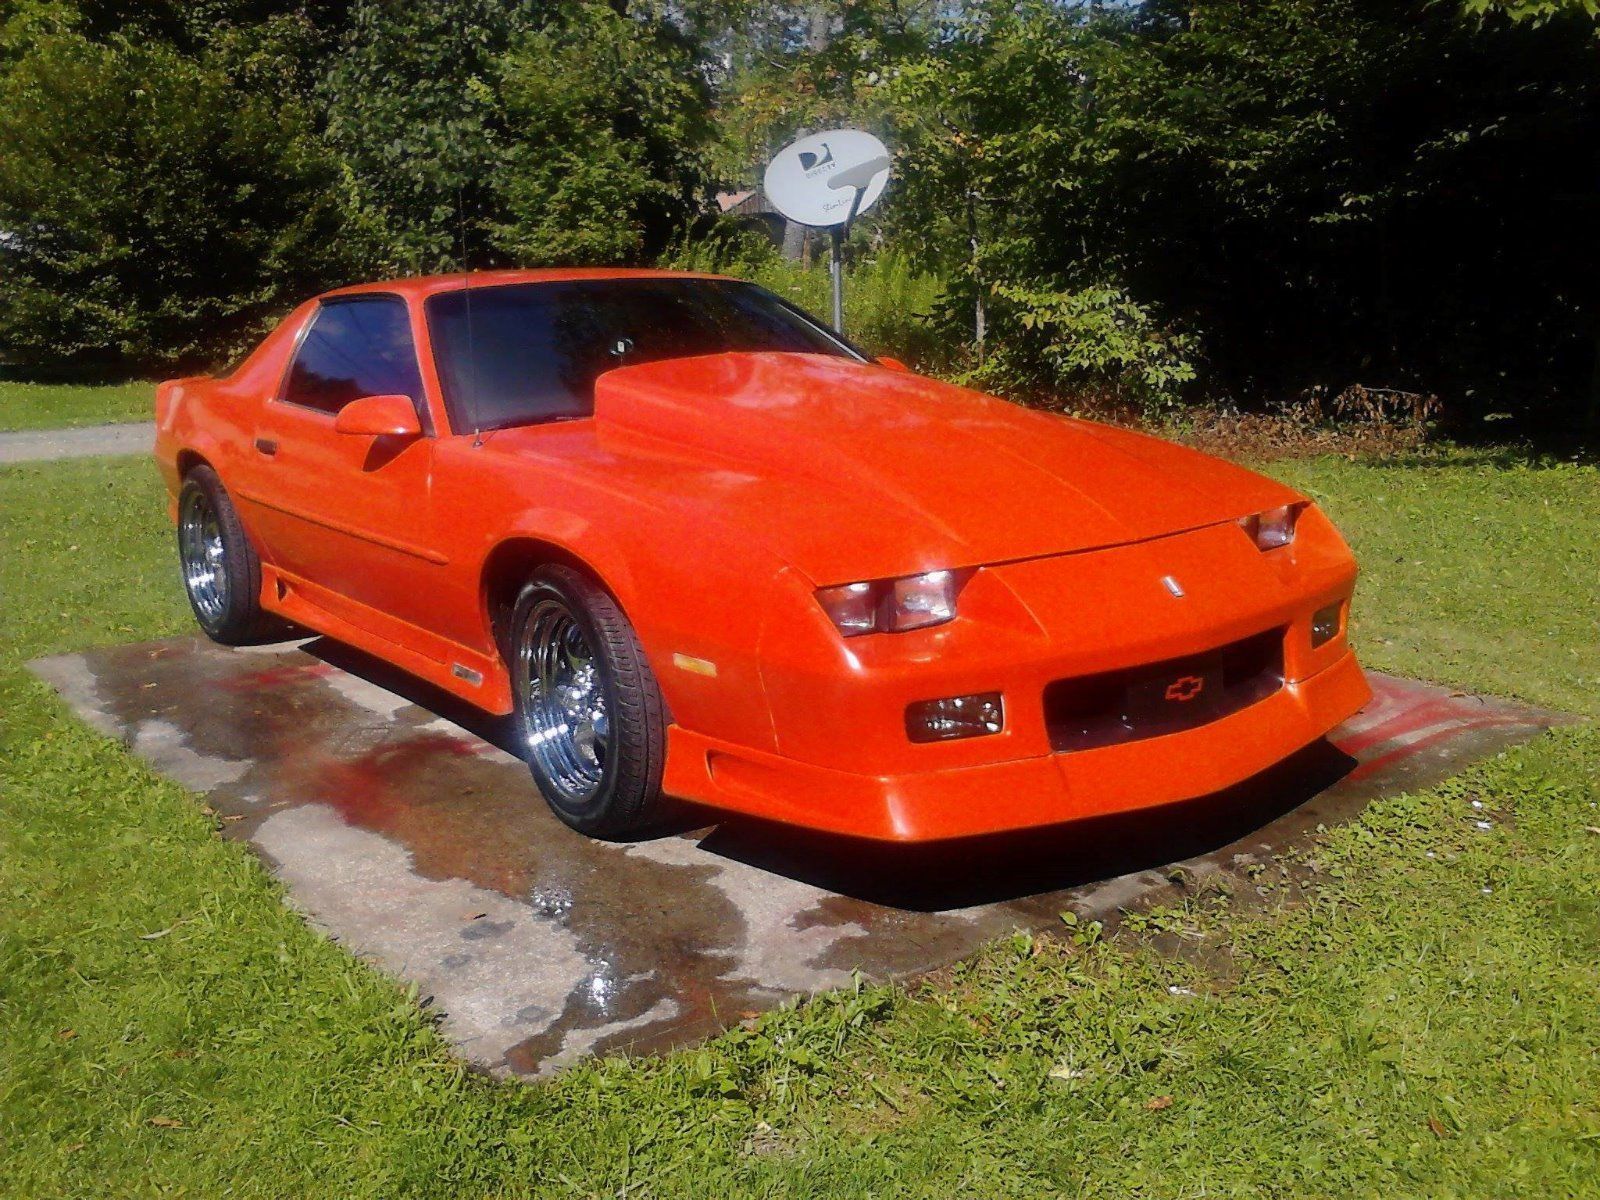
[238,294,444,640]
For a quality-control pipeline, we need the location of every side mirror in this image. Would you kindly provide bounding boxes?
[334,394,423,438]
[876,356,912,373]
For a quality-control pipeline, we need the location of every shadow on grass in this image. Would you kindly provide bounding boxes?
[1353,442,1598,471]
[0,363,147,386]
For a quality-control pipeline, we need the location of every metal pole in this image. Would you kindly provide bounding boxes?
[829,185,869,336]
[829,225,844,334]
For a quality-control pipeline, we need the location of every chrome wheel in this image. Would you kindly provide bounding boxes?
[179,486,229,625]
[517,598,610,807]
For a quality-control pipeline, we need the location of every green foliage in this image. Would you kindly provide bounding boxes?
[491,3,714,264]
[869,0,1089,278]
[319,0,540,273]
[660,218,788,280]
[868,0,1600,423]
[963,280,1198,414]
[322,0,714,275]
[0,1,73,68]
[856,1,1208,409]
[66,0,353,53]
[707,0,941,179]
[2,0,1597,421]
[0,31,351,368]
[0,0,716,367]
[663,235,949,366]
[1463,0,1600,23]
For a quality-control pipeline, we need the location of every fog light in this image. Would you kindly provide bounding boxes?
[1311,601,1343,648]
[906,692,1004,743]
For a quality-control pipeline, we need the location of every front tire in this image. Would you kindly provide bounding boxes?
[510,565,667,838]
[177,465,264,645]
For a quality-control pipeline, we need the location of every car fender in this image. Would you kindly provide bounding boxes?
[480,505,787,753]
[154,381,253,513]
[482,511,643,620]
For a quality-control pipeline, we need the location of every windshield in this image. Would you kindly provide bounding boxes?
[425,278,863,433]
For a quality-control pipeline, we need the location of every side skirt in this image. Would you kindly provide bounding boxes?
[258,564,514,714]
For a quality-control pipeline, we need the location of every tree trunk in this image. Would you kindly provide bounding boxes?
[781,219,806,262]
[967,188,985,359]
[807,5,831,52]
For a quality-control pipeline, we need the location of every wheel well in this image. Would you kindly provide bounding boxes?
[481,537,609,662]
[176,449,211,479]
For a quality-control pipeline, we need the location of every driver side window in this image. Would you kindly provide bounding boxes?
[282,297,425,420]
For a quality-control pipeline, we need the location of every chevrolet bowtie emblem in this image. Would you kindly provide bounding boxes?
[1165,675,1206,702]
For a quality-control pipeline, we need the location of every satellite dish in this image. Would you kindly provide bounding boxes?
[763,129,892,229]
[762,130,893,335]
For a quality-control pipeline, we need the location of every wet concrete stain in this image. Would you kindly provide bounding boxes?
[29,635,1566,1077]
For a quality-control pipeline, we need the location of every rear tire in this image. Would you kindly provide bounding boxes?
[177,465,264,645]
[510,565,667,839]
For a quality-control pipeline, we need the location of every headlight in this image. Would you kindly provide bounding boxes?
[816,569,964,636]
[1238,503,1303,551]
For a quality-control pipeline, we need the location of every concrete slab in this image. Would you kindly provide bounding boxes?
[0,422,153,464]
[30,636,1565,1077]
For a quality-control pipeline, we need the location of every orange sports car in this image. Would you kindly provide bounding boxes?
[155,269,1370,841]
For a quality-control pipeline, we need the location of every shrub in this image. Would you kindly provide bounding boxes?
[322,0,715,275]
[490,3,715,265]
[0,33,349,369]
[957,281,1198,417]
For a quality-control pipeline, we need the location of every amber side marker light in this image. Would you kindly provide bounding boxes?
[1311,601,1344,648]
[906,692,1005,743]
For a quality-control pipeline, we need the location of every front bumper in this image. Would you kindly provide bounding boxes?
[664,648,1369,841]
[659,512,1371,841]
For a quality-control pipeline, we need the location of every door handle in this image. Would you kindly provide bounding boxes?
[254,438,278,457]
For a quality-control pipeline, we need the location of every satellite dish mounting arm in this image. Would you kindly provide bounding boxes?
[824,155,891,335]
[827,191,865,335]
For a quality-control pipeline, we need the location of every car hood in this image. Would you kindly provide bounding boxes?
[584,352,1301,584]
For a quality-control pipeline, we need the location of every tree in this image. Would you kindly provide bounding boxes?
[1462,0,1599,24]
[0,32,351,367]
[319,0,542,274]
[706,0,943,179]
[322,0,714,274]
[874,2,1200,409]
[872,0,1600,427]
[0,0,718,366]
[491,3,715,264]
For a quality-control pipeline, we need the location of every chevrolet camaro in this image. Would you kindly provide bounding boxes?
[155,269,1371,841]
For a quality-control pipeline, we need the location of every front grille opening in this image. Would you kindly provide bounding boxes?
[1045,627,1285,753]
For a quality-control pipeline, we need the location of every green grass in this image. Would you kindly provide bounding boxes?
[1,453,1597,1196]
[1275,450,1600,718]
[0,379,156,432]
